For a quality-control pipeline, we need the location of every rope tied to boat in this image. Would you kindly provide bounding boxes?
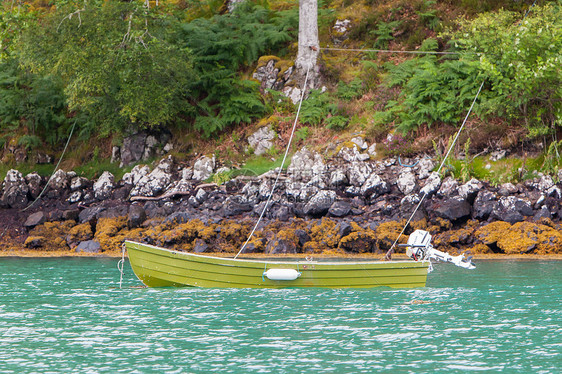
[235,65,311,260]
[21,120,77,212]
[118,242,126,289]
[385,81,485,261]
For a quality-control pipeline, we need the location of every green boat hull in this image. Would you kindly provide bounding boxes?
[125,241,429,288]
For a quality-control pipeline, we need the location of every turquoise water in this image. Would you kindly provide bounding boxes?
[0,258,560,373]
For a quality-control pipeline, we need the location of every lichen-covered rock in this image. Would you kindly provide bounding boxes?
[25,172,43,199]
[287,148,326,182]
[338,145,369,162]
[417,158,435,179]
[50,169,69,191]
[436,177,458,197]
[420,172,441,196]
[458,178,483,201]
[130,157,175,197]
[122,165,150,186]
[93,171,115,200]
[1,169,29,208]
[70,176,89,191]
[347,161,372,186]
[360,174,389,198]
[498,183,518,196]
[329,169,348,188]
[192,155,215,181]
[303,190,336,216]
[474,221,562,254]
[396,171,416,195]
[248,126,276,156]
[472,190,497,220]
[339,222,376,253]
[252,56,294,91]
[492,196,533,223]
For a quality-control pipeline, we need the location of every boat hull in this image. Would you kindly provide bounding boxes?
[125,241,429,288]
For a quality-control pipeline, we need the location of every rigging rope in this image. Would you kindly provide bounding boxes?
[21,120,77,212]
[384,81,485,261]
[320,47,463,55]
[234,65,311,259]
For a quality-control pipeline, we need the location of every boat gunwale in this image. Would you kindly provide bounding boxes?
[125,240,429,267]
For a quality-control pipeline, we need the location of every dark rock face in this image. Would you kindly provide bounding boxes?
[120,132,147,167]
[165,211,192,225]
[329,201,351,217]
[193,238,209,253]
[62,209,80,221]
[75,240,101,253]
[492,196,534,223]
[294,229,310,247]
[78,207,105,224]
[24,211,46,228]
[265,235,297,254]
[472,190,497,220]
[304,190,336,216]
[128,205,147,228]
[223,199,253,217]
[431,198,471,222]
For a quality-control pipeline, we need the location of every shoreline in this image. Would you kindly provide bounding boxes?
[2,249,561,260]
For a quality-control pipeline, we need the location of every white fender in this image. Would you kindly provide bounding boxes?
[264,269,301,281]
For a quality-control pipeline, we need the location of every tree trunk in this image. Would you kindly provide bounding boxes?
[295,0,320,91]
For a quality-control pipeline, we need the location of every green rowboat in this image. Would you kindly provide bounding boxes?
[124,240,429,288]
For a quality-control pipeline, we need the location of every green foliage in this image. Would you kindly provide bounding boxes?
[299,90,334,126]
[446,3,562,138]
[370,20,402,49]
[336,78,365,101]
[459,138,472,183]
[17,134,41,150]
[416,1,440,31]
[326,115,350,130]
[383,54,482,133]
[211,170,233,186]
[0,3,36,61]
[542,140,561,178]
[295,126,311,142]
[178,2,293,137]
[0,59,68,144]
[18,2,195,136]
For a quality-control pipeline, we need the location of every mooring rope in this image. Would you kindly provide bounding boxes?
[21,120,77,212]
[384,81,485,260]
[118,243,126,289]
[234,65,311,259]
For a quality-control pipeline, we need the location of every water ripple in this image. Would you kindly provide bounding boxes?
[0,258,560,373]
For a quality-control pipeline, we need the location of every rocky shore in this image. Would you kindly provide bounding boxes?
[2,139,562,258]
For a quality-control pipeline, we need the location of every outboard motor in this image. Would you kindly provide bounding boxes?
[404,230,475,270]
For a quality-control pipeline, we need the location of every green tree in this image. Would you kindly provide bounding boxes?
[18,1,195,136]
[446,3,562,137]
